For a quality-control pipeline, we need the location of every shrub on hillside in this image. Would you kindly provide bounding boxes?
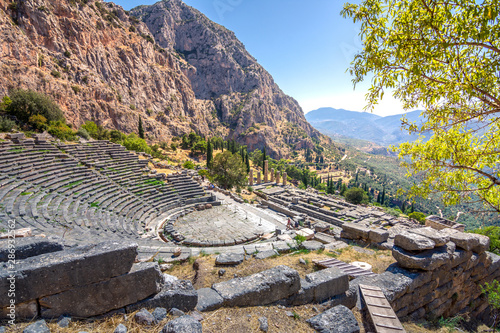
[182,160,195,170]
[76,127,90,139]
[7,89,64,123]
[81,121,110,140]
[109,129,126,143]
[48,120,76,141]
[122,133,151,154]
[408,211,426,224]
[80,121,98,138]
[0,116,16,132]
[28,114,48,132]
[344,187,369,205]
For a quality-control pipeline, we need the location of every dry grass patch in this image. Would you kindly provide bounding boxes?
[167,250,344,289]
[166,245,396,290]
[201,305,317,333]
[332,246,396,274]
[7,309,172,333]
[152,167,176,175]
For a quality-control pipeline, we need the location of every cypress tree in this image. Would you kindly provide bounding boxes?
[340,183,347,196]
[263,146,267,169]
[206,140,213,169]
[245,152,250,173]
[138,116,144,139]
[381,187,386,206]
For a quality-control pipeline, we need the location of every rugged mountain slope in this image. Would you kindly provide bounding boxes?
[0,0,221,139]
[131,0,328,157]
[306,108,422,147]
[0,0,331,158]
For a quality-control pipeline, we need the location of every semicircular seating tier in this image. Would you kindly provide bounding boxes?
[0,138,215,258]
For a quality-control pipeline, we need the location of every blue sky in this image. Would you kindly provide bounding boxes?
[114,0,404,116]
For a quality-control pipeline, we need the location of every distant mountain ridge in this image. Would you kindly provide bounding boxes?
[0,0,332,159]
[305,108,423,147]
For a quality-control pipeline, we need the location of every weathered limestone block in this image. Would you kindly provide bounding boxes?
[300,240,324,252]
[342,223,369,239]
[471,263,488,281]
[432,263,453,286]
[450,266,465,287]
[162,315,202,333]
[215,253,244,266]
[386,264,433,292]
[408,307,426,320]
[486,252,500,278]
[127,276,197,312]
[323,291,358,310]
[272,241,292,253]
[0,241,137,307]
[40,262,162,318]
[340,231,357,240]
[391,242,455,271]
[450,248,473,268]
[212,265,300,307]
[441,229,489,252]
[196,288,224,312]
[287,278,314,306]
[434,280,453,298]
[254,249,278,260]
[394,231,435,251]
[22,320,49,333]
[392,292,414,312]
[395,305,410,318]
[0,300,37,320]
[426,298,453,320]
[307,305,360,333]
[305,267,349,303]
[349,270,414,307]
[368,228,389,243]
[473,234,491,253]
[409,227,450,246]
[0,238,64,262]
[465,252,482,270]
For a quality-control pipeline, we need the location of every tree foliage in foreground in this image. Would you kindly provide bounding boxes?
[209,150,247,190]
[342,0,500,213]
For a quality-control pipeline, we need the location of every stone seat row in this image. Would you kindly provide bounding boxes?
[0,140,214,252]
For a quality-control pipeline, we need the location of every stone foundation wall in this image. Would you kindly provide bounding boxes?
[350,227,499,324]
[261,199,297,218]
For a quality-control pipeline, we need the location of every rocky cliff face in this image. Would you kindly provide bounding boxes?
[0,0,334,158]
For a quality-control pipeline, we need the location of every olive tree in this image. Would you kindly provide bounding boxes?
[209,150,248,190]
[342,0,500,213]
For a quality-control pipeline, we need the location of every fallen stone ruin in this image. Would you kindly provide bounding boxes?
[1,225,498,330]
[0,239,197,320]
